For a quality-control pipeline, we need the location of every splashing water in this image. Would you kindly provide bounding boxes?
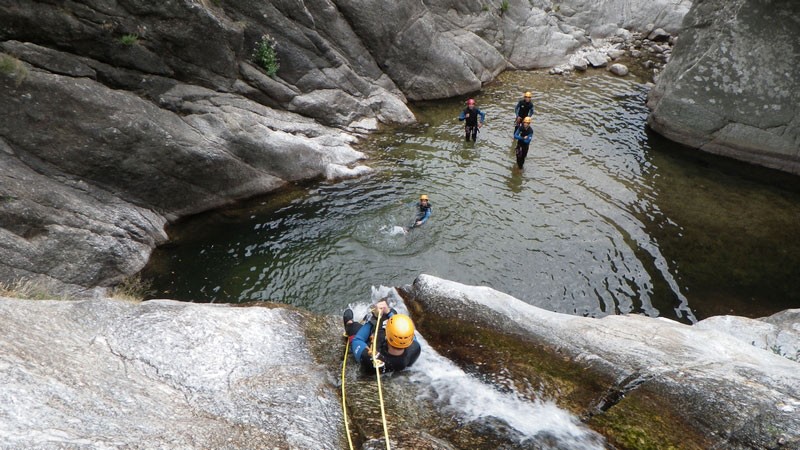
[407,334,605,449]
[357,287,607,449]
[379,225,409,236]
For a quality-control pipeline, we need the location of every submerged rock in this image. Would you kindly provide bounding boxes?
[609,63,629,76]
[401,274,800,450]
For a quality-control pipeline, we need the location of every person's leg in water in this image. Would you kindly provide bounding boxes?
[465,125,472,142]
[515,142,530,169]
[471,126,478,142]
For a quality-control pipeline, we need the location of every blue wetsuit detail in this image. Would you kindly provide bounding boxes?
[350,310,395,361]
[416,203,432,226]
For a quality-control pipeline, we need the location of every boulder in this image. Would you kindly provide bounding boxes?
[697,309,800,362]
[558,0,691,35]
[647,0,800,174]
[585,51,610,68]
[0,47,366,290]
[609,63,629,76]
[403,274,800,449]
[647,27,671,41]
[0,298,344,449]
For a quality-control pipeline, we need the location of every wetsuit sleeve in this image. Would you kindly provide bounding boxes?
[478,109,486,124]
[515,100,522,117]
[529,103,535,117]
[458,109,466,121]
[418,207,431,225]
[514,128,522,140]
[351,320,374,362]
[524,129,533,144]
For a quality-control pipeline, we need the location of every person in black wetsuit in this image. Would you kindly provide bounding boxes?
[343,299,421,373]
[513,116,533,169]
[514,91,535,133]
[458,98,486,142]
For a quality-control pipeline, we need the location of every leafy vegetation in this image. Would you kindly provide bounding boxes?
[120,33,139,46]
[500,0,510,14]
[252,34,280,77]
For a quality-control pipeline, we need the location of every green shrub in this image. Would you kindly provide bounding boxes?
[252,34,279,77]
[120,33,139,46]
[0,54,28,86]
[500,0,510,13]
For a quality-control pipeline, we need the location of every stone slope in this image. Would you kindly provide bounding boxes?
[0,297,343,450]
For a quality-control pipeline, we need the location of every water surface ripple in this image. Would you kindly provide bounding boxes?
[145,71,800,322]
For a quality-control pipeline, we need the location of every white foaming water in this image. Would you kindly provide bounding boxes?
[408,334,605,449]
[379,224,409,236]
[366,287,605,449]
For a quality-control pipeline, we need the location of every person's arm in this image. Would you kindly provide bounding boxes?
[418,207,431,225]
[514,101,521,117]
[524,130,533,144]
[478,109,486,125]
[528,103,535,117]
[458,110,466,121]
[514,128,522,141]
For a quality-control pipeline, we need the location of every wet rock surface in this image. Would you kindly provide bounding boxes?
[4,277,798,449]
[402,274,800,449]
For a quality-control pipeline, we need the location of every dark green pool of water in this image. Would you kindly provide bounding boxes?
[142,70,800,322]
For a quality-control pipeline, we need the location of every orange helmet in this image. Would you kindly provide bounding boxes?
[385,314,415,349]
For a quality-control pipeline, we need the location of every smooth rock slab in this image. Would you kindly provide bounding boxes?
[0,298,342,450]
[406,274,800,449]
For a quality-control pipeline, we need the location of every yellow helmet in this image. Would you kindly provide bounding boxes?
[420,194,429,201]
[385,314,415,349]
[524,91,532,98]
[523,117,532,124]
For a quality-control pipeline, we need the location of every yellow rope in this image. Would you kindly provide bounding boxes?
[341,334,355,450]
[372,309,392,450]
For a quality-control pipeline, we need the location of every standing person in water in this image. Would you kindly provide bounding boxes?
[343,298,421,373]
[513,116,533,169]
[458,98,486,142]
[413,194,431,228]
[514,91,535,133]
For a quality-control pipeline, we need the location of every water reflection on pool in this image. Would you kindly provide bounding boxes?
[143,70,800,322]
